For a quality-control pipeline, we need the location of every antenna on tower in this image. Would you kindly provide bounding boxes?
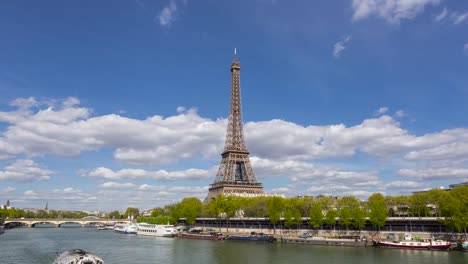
[234,48,237,60]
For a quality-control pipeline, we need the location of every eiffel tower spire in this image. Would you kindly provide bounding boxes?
[205,50,264,201]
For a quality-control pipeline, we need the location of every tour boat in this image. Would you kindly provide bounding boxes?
[372,233,451,250]
[137,223,177,237]
[113,222,137,234]
[0,225,5,235]
[53,249,104,264]
[227,232,276,242]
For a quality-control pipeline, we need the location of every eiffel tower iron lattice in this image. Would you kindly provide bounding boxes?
[205,50,264,201]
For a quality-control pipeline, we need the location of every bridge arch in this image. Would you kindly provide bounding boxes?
[31,221,57,227]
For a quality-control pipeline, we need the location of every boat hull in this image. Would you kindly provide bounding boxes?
[373,240,452,250]
[179,232,225,240]
[228,235,276,242]
[281,237,369,247]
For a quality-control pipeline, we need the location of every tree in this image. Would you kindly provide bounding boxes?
[351,207,367,230]
[266,196,284,234]
[368,193,388,231]
[243,198,267,217]
[283,208,302,229]
[109,210,121,219]
[166,203,182,224]
[151,207,166,217]
[308,203,323,229]
[339,207,352,230]
[317,196,334,211]
[444,186,468,233]
[325,209,337,229]
[409,193,429,217]
[124,207,140,219]
[180,197,203,225]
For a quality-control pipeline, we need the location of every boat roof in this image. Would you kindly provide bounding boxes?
[54,249,104,264]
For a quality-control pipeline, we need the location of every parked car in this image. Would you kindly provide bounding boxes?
[299,233,312,238]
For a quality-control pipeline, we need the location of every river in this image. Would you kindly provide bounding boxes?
[0,228,466,264]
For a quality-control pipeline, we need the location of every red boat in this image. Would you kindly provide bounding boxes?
[373,233,451,250]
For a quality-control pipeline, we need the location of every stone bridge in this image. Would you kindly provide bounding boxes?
[4,218,131,227]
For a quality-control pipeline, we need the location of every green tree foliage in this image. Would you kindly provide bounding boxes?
[308,203,323,229]
[351,207,367,230]
[368,193,388,230]
[283,208,302,228]
[150,207,166,217]
[444,186,468,233]
[325,209,337,229]
[339,207,352,230]
[123,207,140,219]
[409,193,429,217]
[137,216,171,224]
[266,196,284,233]
[109,210,122,219]
[317,196,335,211]
[243,198,268,217]
[209,195,237,218]
[180,197,203,225]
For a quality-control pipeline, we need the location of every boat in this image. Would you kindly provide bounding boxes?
[137,223,177,237]
[281,236,369,247]
[372,233,451,250]
[0,225,4,235]
[227,232,276,242]
[96,224,114,231]
[53,249,104,264]
[454,240,468,252]
[178,227,225,240]
[113,222,137,234]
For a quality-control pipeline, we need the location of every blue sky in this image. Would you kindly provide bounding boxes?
[0,0,467,211]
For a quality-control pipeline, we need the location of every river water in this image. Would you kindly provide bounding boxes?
[0,227,466,264]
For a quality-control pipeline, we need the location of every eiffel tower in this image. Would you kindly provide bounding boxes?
[205,49,264,201]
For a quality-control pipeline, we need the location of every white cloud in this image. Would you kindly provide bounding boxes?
[433,8,468,25]
[1,186,16,194]
[24,190,37,196]
[0,98,224,165]
[80,166,216,181]
[394,110,405,117]
[399,167,468,180]
[0,159,53,182]
[1,97,468,200]
[100,182,136,189]
[352,0,442,24]
[333,36,351,59]
[452,11,468,25]
[375,106,388,115]
[5,183,211,211]
[158,0,177,26]
[434,7,448,21]
[385,180,426,189]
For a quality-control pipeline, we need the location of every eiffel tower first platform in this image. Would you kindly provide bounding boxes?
[205,50,264,201]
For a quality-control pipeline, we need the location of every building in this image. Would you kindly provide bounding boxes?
[205,50,264,201]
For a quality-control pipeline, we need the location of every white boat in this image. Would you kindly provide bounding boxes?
[372,233,451,250]
[137,223,177,237]
[53,249,104,264]
[114,222,137,234]
[96,224,114,230]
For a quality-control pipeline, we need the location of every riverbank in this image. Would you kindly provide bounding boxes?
[205,227,466,241]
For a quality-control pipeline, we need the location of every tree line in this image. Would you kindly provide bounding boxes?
[147,186,467,233]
